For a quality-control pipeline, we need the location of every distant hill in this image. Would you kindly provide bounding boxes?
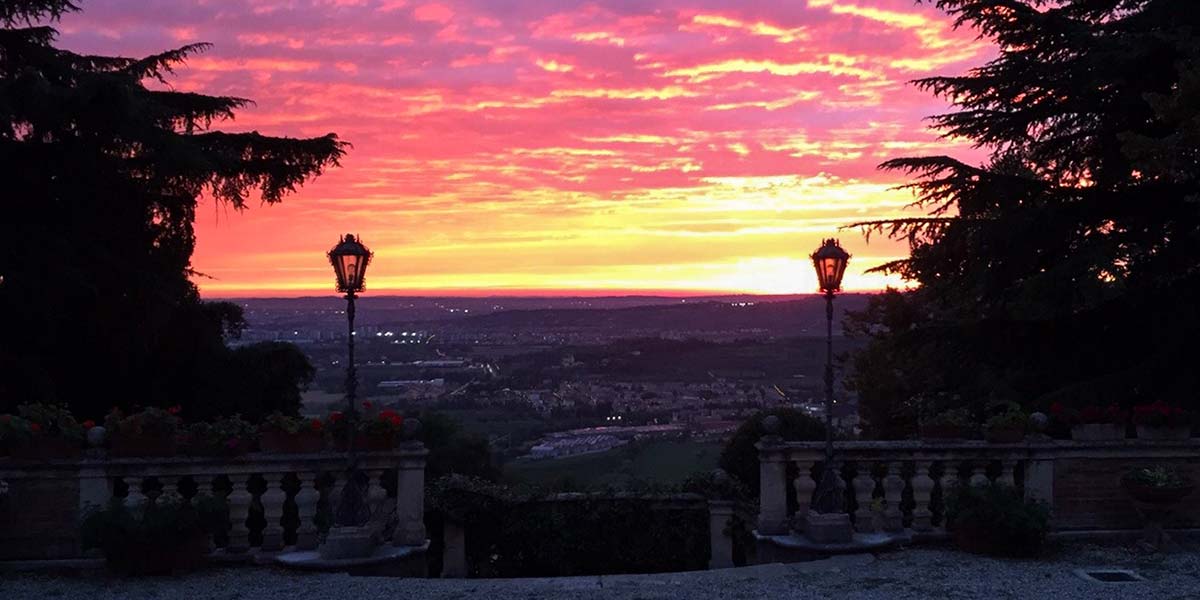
[426,295,872,336]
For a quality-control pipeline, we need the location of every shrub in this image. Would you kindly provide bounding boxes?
[1123,466,1190,489]
[105,406,182,438]
[182,415,257,456]
[261,412,322,435]
[945,484,1049,557]
[81,493,227,574]
[984,405,1028,432]
[16,403,85,441]
[719,408,825,497]
[0,413,34,447]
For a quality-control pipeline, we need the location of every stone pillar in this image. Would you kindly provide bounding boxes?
[441,520,467,578]
[707,500,735,570]
[77,464,112,513]
[1023,458,1054,517]
[756,443,788,535]
[393,445,428,546]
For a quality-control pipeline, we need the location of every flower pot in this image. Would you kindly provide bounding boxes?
[9,436,82,460]
[1069,424,1124,441]
[1135,426,1191,441]
[985,428,1025,444]
[1123,481,1195,505]
[334,433,395,452]
[920,424,971,441]
[261,431,324,453]
[109,434,178,457]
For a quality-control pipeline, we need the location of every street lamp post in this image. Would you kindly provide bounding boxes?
[328,233,373,526]
[809,238,850,514]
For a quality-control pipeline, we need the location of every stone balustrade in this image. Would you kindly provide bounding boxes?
[0,444,428,561]
[757,438,1200,539]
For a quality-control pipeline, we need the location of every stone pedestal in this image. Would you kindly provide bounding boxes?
[319,526,376,560]
[707,500,735,569]
[803,510,853,544]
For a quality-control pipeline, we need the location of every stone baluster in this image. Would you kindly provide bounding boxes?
[969,462,990,488]
[852,462,877,533]
[910,461,935,532]
[329,471,347,518]
[158,475,180,501]
[881,461,905,532]
[259,473,288,552]
[757,446,789,535]
[191,474,217,552]
[225,474,254,553]
[366,469,388,521]
[124,476,147,512]
[294,471,321,551]
[792,460,817,531]
[941,462,961,494]
[997,459,1017,488]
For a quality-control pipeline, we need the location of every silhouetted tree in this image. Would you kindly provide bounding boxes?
[719,408,824,497]
[0,1,345,417]
[848,0,1200,437]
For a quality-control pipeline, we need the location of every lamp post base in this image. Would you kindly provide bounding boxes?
[319,526,377,560]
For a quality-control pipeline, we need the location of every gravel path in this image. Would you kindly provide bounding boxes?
[3,544,1198,600]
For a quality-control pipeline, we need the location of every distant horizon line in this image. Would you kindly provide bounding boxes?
[199,287,892,300]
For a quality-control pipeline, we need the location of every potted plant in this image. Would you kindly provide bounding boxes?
[1122,466,1195,551]
[260,412,325,453]
[328,404,405,451]
[1051,403,1126,441]
[1132,402,1192,440]
[984,404,1028,443]
[106,406,182,457]
[81,492,227,575]
[920,408,973,440]
[181,415,257,457]
[8,403,85,459]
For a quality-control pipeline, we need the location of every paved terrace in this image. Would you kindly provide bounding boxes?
[3,544,1198,600]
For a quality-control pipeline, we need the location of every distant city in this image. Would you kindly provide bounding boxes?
[230,294,870,461]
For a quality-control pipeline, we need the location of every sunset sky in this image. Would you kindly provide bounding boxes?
[59,0,990,297]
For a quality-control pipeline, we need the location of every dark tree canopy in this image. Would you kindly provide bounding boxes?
[0,1,345,417]
[847,0,1200,437]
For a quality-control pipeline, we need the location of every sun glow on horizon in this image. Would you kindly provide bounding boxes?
[58,0,986,297]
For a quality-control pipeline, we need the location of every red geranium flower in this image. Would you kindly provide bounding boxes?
[329,411,344,422]
[30,423,42,433]
[83,420,96,429]
[168,405,181,415]
[310,419,323,431]
[1049,402,1064,416]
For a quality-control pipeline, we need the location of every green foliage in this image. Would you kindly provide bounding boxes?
[0,413,34,444]
[1123,466,1191,489]
[418,411,500,481]
[0,1,341,418]
[81,493,227,574]
[181,414,256,456]
[427,475,709,577]
[945,484,1049,558]
[985,405,1028,432]
[847,1,1200,436]
[719,408,825,497]
[16,402,84,440]
[104,407,182,438]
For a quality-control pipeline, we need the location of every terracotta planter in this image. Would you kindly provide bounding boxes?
[985,428,1025,444]
[1070,424,1124,441]
[261,431,324,453]
[9,436,82,460]
[109,434,178,457]
[334,433,395,452]
[1135,426,1191,441]
[920,424,971,441]
[1123,481,1195,505]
